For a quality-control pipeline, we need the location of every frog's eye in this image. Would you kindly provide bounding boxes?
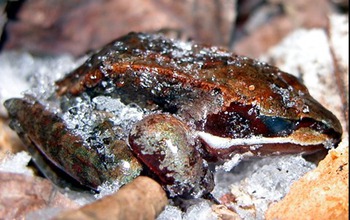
[259,116,295,136]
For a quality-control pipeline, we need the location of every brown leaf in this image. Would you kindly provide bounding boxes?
[4,0,236,56]
[0,172,78,219]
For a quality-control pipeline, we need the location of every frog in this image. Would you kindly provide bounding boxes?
[4,32,342,199]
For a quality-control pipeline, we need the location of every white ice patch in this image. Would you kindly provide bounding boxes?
[183,200,218,220]
[0,151,33,176]
[93,96,125,113]
[157,201,219,220]
[0,51,85,116]
[62,95,144,146]
[171,40,193,58]
[165,139,179,154]
[94,180,121,200]
[212,155,316,220]
[156,205,183,220]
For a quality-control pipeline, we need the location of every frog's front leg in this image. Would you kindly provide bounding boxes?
[128,113,214,198]
[4,98,142,189]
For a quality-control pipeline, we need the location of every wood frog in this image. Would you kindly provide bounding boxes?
[4,32,342,198]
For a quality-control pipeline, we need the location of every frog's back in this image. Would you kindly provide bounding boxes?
[56,32,337,124]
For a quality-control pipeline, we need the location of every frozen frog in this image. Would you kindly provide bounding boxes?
[4,32,342,198]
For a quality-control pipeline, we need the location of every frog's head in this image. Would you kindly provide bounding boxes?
[198,71,343,161]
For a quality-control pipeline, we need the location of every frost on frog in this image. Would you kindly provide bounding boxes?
[4,32,343,199]
[4,94,143,189]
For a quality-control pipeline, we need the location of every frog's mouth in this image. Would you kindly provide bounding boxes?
[197,127,338,161]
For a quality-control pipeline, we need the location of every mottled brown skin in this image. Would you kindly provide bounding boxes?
[5,32,343,198]
[56,32,342,156]
[56,33,338,125]
[4,98,142,189]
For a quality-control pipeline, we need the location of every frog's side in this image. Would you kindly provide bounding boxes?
[4,32,342,198]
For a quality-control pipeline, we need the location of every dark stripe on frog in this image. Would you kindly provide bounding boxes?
[203,102,294,138]
[203,102,341,142]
